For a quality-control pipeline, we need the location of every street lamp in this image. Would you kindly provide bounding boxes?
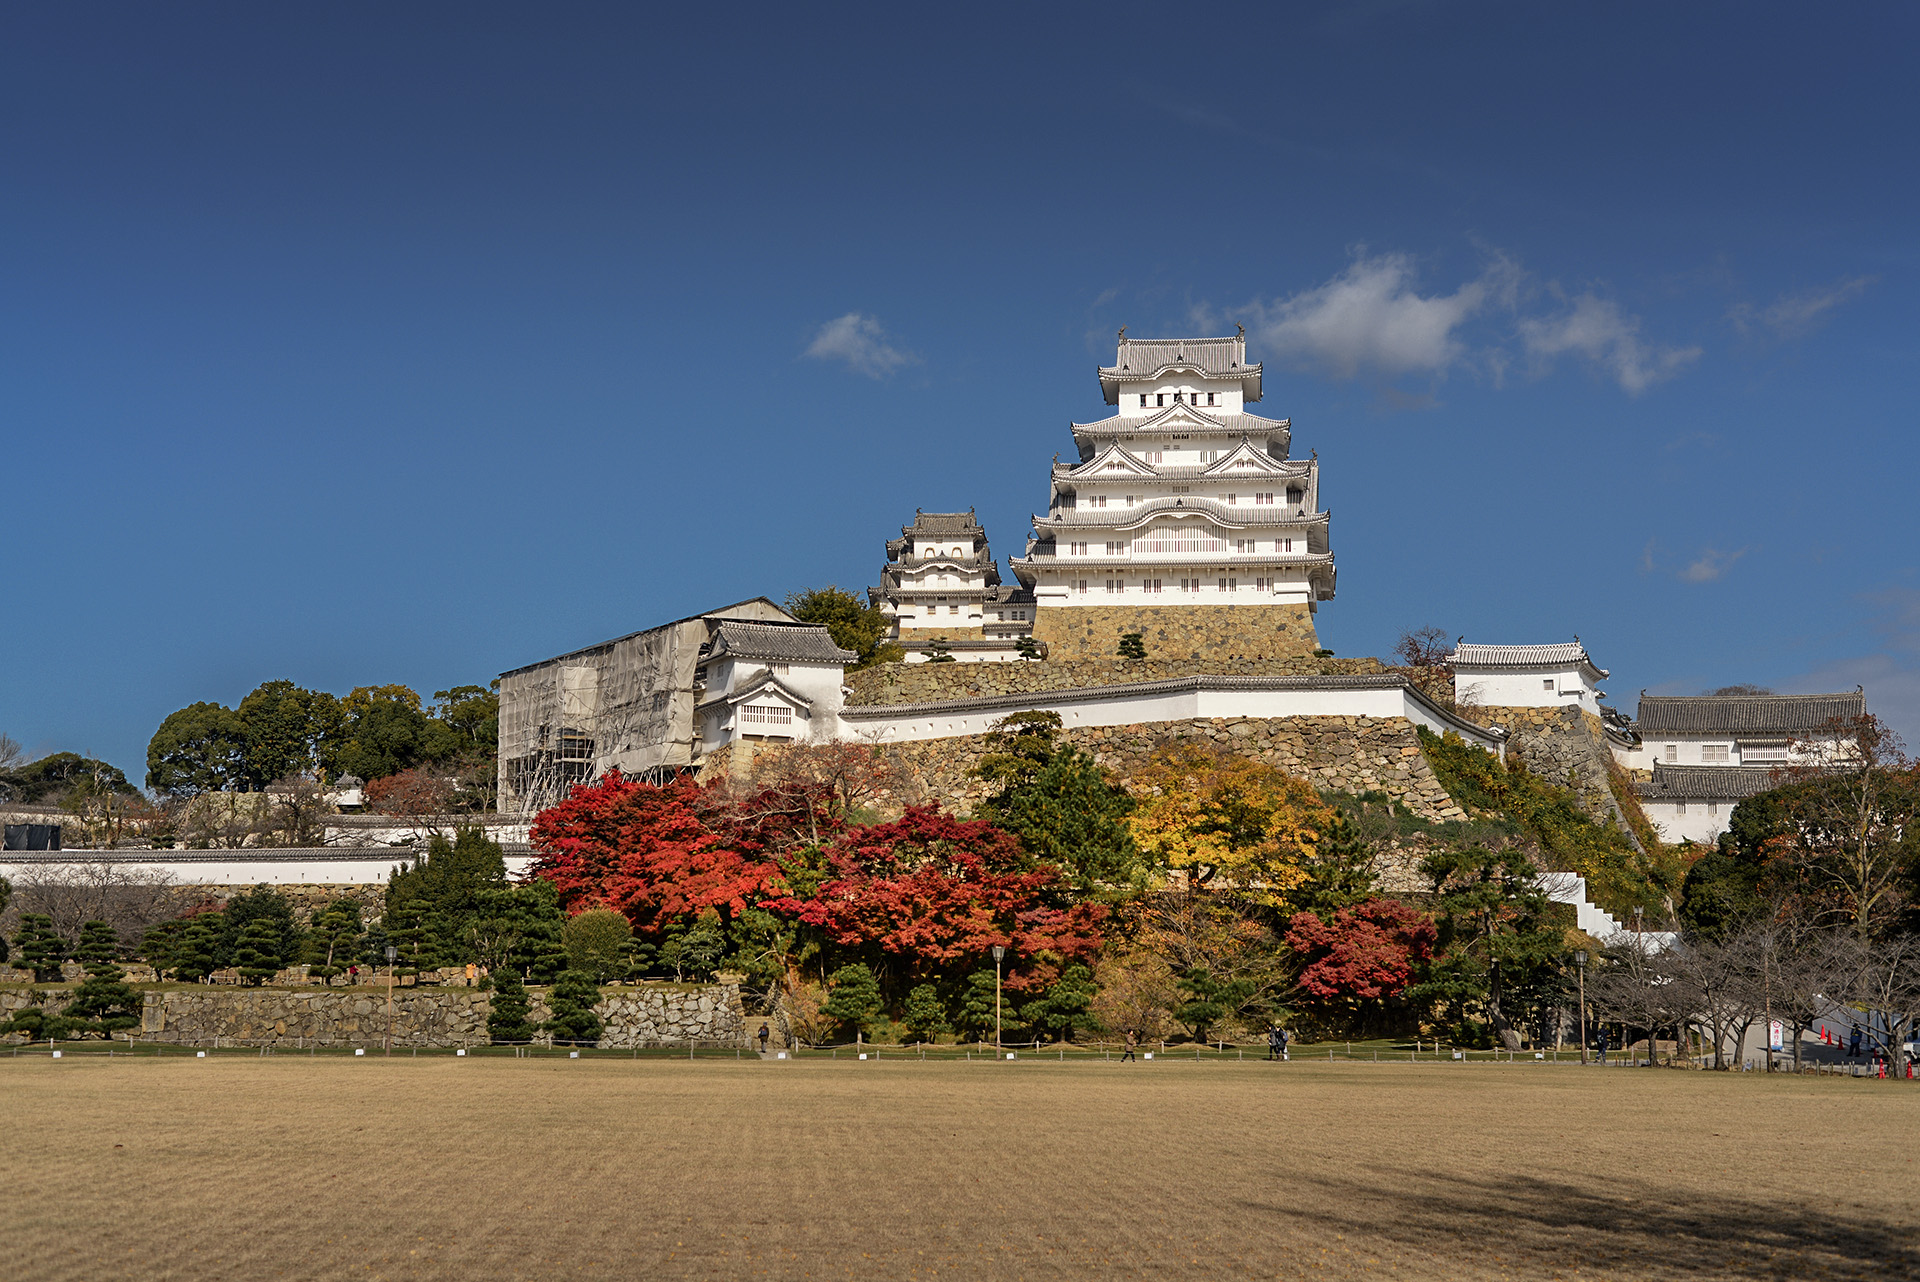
[1631,908,1650,1067]
[385,944,398,1055]
[991,945,1006,1049]
[1574,950,1588,1065]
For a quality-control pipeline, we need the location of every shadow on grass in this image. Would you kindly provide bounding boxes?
[1248,1168,1917,1279]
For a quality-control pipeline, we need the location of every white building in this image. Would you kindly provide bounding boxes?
[1614,690,1866,773]
[496,598,851,813]
[870,510,1036,662]
[1618,689,1867,844]
[1449,640,1610,715]
[694,620,857,753]
[1009,329,1335,659]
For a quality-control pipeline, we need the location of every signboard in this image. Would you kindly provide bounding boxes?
[1768,1020,1784,1052]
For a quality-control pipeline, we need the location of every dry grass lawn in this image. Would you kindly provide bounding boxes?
[4,1056,1916,1280]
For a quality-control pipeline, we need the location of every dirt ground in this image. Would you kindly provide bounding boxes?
[4,1056,1915,1280]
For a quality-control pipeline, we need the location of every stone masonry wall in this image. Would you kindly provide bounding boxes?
[1471,704,1645,850]
[847,654,1386,708]
[0,982,747,1049]
[836,716,1465,823]
[1031,601,1320,661]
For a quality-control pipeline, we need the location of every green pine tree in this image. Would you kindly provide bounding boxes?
[902,983,950,1044]
[219,885,302,973]
[543,969,604,1045]
[821,963,882,1039]
[66,921,142,1037]
[12,914,68,983]
[1117,632,1146,660]
[1288,805,1380,915]
[140,918,190,979]
[486,968,537,1043]
[1018,964,1099,1043]
[1174,967,1257,1044]
[956,970,1000,1041]
[0,989,76,1043]
[171,913,226,983]
[304,900,365,985]
[231,918,285,986]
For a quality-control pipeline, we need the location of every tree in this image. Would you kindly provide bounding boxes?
[1015,636,1042,661]
[220,885,303,973]
[264,775,334,846]
[1287,804,1381,916]
[920,639,955,663]
[1413,839,1564,1051]
[562,908,634,982]
[329,685,439,781]
[146,702,251,796]
[973,712,1142,893]
[365,767,457,817]
[1286,899,1437,1030]
[955,970,999,1041]
[2,752,138,805]
[1173,966,1256,1044]
[231,918,286,986]
[1018,963,1098,1043]
[486,968,536,1043]
[1117,632,1146,660]
[0,874,9,963]
[531,771,781,935]
[1394,626,1453,669]
[65,921,142,1037]
[237,680,342,788]
[383,828,510,969]
[170,912,226,983]
[463,882,567,983]
[821,963,882,1039]
[304,900,365,985]
[902,983,950,1044]
[1770,715,1919,937]
[785,586,898,669]
[543,969,604,1045]
[770,807,1107,1002]
[659,911,726,981]
[431,685,499,756]
[12,913,68,982]
[1128,744,1329,905]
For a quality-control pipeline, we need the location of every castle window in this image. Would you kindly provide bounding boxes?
[1069,542,1088,556]
[1106,580,1121,594]
[1255,492,1275,505]
[1255,577,1269,591]
[1281,538,1294,553]
[741,704,793,726]
[1124,494,1137,506]
[1703,744,1730,763]
[948,605,959,615]
[1207,392,1216,406]
[1708,802,1718,817]
[1287,487,1305,505]
[1106,540,1125,555]
[1173,392,1183,404]
[1665,745,1677,762]
[1227,494,1237,505]
[1092,495,1108,508]
[1141,394,1151,408]
[1075,580,1090,595]
[1219,577,1234,592]
[1142,452,1162,464]
[1146,579,1163,594]
[1156,393,1166,407]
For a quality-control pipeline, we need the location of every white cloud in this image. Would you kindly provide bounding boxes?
[1518,294,1701,394]
[804,313,918,379]
[1239,252,1509,380]
[1678,546,1748,583]
[1729,275,1874,340]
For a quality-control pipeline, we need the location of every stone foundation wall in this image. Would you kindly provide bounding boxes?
[1470,705,1644,850]
[847,654,1386,708]
[0,982,748,1048]
[838,715,1464,823]
[1031,602,1320,661]
[898,626,986,642]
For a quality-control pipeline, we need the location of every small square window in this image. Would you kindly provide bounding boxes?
[1543,679,1556,692]
[1157,393,1166,406]
[1281,538,1293,553]
[1676,801,1687,816]
[1664,745,1677,763]
[1702,744,1730,763]
[1140,394,1150,408]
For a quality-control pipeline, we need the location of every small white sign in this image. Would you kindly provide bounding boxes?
[775,1051,787,1059]
[1769,1020,1785,1052]
[569,1050,579,1059]
[1143,1052,1153,1060]
[196,1051,207,1058]
[51,1050,61,1059]
[858,1052,868,1060]
[1453,1050,1464,1060]
[354,1048,365,1057]
[456,1049,466,1057]
[1006,1052,1016,1060]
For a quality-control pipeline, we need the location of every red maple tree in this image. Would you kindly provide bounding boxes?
[770,806,1107,993]
[1286,898,1437,1012]
[529,770,782,934]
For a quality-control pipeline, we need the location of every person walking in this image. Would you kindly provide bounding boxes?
[1594,1025,1609,1065]
[757,1022,771,1055]
[1121,1030,1137,1062]
[1277,1024,1290,1062]
[1848,1027,1863,1060]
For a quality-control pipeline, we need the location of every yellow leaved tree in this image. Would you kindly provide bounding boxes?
[1127,743,1331,905]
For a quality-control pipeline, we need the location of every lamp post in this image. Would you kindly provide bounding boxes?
[991,945,1005,1049]
[1632,907,1651,1067]
[1574,950,1588,1065]
[385,944,397,1055]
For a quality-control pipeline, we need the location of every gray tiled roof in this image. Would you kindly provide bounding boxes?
[1071,408,1291,438]
[696,668,817,714]
[900,510,984,537]
[707,620,856,666]
[1636,692,1865,736]
[1450,642,1608,681]
[1100,336,1257,380]
[1636,765,1785,802]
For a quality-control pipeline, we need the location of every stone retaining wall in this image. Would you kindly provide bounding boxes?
[1470,704,1645,850]
[848,654,1387,708]
[849,715,1464,822]
[0,982,747,1049]
[1031,601,1321,661]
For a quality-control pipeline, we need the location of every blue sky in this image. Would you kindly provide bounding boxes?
[4,2,1917,784]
